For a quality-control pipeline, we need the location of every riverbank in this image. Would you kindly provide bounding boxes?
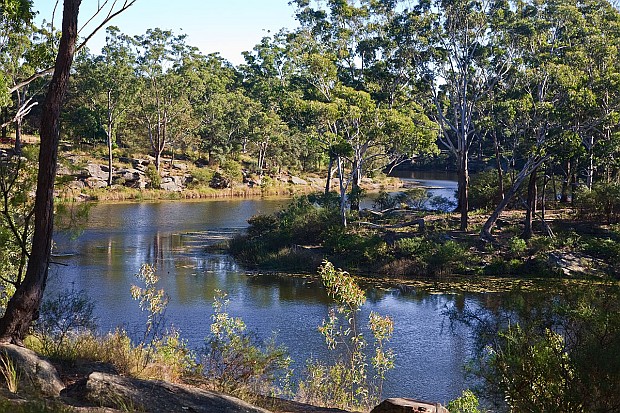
[50,146,403,203]
[229,196,619,281]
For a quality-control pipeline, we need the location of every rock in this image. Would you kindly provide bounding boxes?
[0,344,64,396]
[116,168,144,182]
[82,163,108,181]
[290,176,308,185]
[210,172,231,189]
[160,178,183,191]
[66,180,86,190]
[370,398,449,413]
[83,177,108,189]
[548,252,605,277]
[62,372,271,413]
[173,161,188,171]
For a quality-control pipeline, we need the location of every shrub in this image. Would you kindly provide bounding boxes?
[469,170,512,210]
[447,390,480,413]
[201,291,291,401]
[575,182,620,224]
[145,164,161,189]
[34,288,98,357]
[297,262,395,411]
[426,240,468,276]
[187,167,215,188]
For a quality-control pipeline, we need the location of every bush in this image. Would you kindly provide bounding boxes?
[447,390,481,413]
[469,170,512,210]
[452,285,620,411]
[575,182,620,224]
[202,291,291,401]
[187,167,215,188]
[145,164,161,189]
[34,288,98,357]
[297,262,395,411]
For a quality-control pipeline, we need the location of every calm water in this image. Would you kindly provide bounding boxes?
[50,190,478,403]
[390,170,459,208]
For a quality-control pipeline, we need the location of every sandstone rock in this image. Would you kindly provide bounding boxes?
[370,398,449,413]
[83,164,108,181]
[290,176,308,185]
[62,372,271,413]
[173,161,188,171]
[83,177,108,189]
[66,180,86,190]
[160,178,183,191]
[0,344,64,396]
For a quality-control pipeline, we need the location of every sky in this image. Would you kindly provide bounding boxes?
[32,0,299,65]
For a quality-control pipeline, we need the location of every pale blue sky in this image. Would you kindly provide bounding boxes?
[32,0,299,65]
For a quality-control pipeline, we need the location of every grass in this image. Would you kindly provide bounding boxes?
[0,352,19,393]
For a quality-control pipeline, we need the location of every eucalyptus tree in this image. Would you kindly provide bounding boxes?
[0,0,137,344]
[478,0,617,239]
[199,90,257,165]
[413,0,512,231]
[0,0,55,152]
[133,28,197,171]
[70,26,136,184]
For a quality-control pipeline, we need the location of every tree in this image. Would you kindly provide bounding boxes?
[71,26,136,185]
[0,0,136,344]
[134,28,196,171]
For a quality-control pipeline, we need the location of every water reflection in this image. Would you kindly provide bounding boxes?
[50,199,475,403]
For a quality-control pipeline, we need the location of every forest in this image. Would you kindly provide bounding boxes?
[1,0,620,412]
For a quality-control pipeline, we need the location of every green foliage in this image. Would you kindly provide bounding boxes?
[298,262,395,411]
[186,167,215,188]
[145,164,161,189]
[468,170,511,211]
[220,160,243,184]
[202,291,291,400]
[34,288,98,357]
[455,285,620,412]
[447,390,480,413]
[484,326,580,412]
[575,182,620,224]
[0,148,38,312]
[229,195,341,268]
[130,264,169,345]
[507,236,527,256]
[394,237,468,276]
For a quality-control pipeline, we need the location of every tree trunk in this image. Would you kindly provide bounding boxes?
[481,157,548,241]
[107,90,113,186]
[325,156,334,195]
[1,108,7,140]
[350,159,360,212]
[493,131,504,201]
[586,135,594,190]
[337,156,347,227]
[458,149,469,231]
[560,159,571,203]
[14,117,22,155]
[0,0,81,344]
[521,167,538,240]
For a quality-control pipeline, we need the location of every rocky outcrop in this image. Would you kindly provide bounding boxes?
[0,344,65,396]
[290,176,308,185]
[62,372,272,413]
[370,398,449,413]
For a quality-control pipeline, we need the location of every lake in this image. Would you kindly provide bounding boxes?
[50,178,480,404]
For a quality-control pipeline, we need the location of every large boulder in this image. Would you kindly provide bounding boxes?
[0,344,64,396]
[82,163,109,181]
[62,372,271,413]
[370,398,449,413]
[290,176,308,186]
[160,176,183,191]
